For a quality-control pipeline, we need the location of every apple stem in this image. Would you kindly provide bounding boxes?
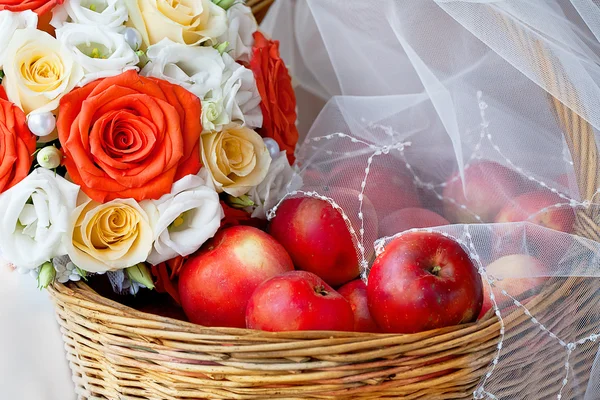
[431,265,442,276]
[315,286,329,296]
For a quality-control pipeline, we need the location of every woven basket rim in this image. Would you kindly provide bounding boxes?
[49,280,499,339]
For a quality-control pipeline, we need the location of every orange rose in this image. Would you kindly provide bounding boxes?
[0,0,63,15]
[58,70,202,202]
[0,86,36,194]
[250,31,298,164]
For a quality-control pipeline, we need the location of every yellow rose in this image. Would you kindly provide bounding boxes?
[2,28,83,116]
[125,0,227,48]
[201,123,272,197]
[65,198,153,273]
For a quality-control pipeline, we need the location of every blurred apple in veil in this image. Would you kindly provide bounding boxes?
[443,161,526,223]
[327,158,420,221]
[478,254,548,320]
[269,189,377,287]
[368,231,483,333]
[179,226,294,328]
[246,271,355,332]
[338,279,381,333]
[495,190,575,233]
[379,208,450,237]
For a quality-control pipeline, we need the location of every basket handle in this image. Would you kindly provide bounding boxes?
[498,12,600,241]
[249,0,275,23]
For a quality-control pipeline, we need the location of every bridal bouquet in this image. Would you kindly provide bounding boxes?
[0,0,299,295]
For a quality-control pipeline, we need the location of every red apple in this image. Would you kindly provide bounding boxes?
[337,279,381,333]
[178,226,294,328]
[443,161,525,223]
[494,190,575,233]
[269,196,361,287]
[367,231,483,333]
[491,222,570,269]
[246,271,355,332]
[478,254,548,320]
[317,186,379,263]
[326,159,420,221]
[379,208,450,237]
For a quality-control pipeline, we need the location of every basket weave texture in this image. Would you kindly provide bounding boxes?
[48,2,600,399]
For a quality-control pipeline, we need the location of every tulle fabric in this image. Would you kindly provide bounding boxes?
[263,1,600,398]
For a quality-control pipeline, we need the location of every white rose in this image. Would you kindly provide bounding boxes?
[247,151,301,219]
[51,0,128,31]
[56,23,139,86]
[141,171,223,265]
[141,38,225,99]
[0,11,37,69]
[201,99,229,132]
[0,169,80,270]
[217,3,257,63]
[220,52,263,129]
[2,29,84,116]
[142,39,262,130]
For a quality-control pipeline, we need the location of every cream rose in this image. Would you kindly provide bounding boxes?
[2,29,84,115]
[201,123,271,196]
[217,3,257,63]
[125,0,227,48]
[141,171,223,265]
[65,197,153,273]
[0,10,38,69]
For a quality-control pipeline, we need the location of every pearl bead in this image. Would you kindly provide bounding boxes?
[263,137,280,158]
[27,112,56,137]
[123,27,143,51]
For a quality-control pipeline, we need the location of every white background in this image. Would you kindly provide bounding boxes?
[0,265,75,399]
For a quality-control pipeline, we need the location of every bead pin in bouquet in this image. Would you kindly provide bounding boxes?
[0,0,301,301]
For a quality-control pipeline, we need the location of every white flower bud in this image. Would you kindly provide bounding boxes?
[37,262,56,289]
[37,146,62,169]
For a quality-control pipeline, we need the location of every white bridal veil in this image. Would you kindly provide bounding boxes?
[263,1,600,398]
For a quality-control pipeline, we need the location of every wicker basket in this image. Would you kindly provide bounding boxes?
[48,2,600,399]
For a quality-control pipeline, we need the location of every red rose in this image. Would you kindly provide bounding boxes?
[0,0,63,15]
[0,86,36,194]
[220,201,267,230]
[152,256,187,305]
[250,31,298,164]
[57,71,202,202]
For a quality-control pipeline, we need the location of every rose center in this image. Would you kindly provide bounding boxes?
[90,207,138,249]
[94,109,157,163]
[20,54,64,92]
[220,135,256,177]
[161,0,202,27]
